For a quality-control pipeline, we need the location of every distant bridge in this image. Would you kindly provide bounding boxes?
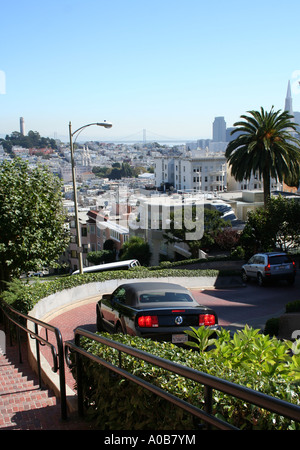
[105,129,191,144]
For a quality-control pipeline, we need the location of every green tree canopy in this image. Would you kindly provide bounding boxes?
[0,159,70,288]
[225,107,300,207]
[120,236,151,266]
[240,195,300,257]
[86,250,116,265]
[0,130,57,150]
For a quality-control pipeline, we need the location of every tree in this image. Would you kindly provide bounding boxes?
[86,250,115,265]
[0,130,57,151]
[120,236,151,266]
[163,206,229,258]
[225,107,300,207]
[240,195,300,257]
[0,159,70,289]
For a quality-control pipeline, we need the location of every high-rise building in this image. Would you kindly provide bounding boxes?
[20,117,25,136]
[293,111,300,133]
[212,116,226,142]
[284,80,294,117]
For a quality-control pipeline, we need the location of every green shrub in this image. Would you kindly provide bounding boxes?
[286,300,300,314]
[72,327,300,430]
[1,267,223,314]
[264,318,280,336]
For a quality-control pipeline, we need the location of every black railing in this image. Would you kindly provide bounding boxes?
[0,301,67,421]
[65,327,300,430]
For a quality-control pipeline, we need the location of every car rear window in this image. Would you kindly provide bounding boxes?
[269,255,290,265]
[139,292,193,303]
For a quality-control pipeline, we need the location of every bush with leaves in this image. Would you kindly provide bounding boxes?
[72,326,300,430]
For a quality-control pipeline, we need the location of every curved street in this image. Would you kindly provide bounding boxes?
[43,273,300,392]
[2,274,298,429]
[192,274,300,332]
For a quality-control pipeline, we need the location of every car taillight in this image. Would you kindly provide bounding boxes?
[199,314,215,326]
[292,261,296,270]
[138,315,159,328]
[264,263,271,272]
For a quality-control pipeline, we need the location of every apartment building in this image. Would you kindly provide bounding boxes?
[154,151,227,193]
[68,209,130,271]
[154,152,286,195]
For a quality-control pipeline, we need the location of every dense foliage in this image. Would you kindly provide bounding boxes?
[120,236,151,266]
[240,195,300,257]
[0,158,70,289]
[0,266,229,314]
[72,326,300,430]
[1,130,57,153]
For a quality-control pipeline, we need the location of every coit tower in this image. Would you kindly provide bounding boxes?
[20,117,25,136]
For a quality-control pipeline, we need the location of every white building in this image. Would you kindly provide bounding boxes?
[154,151,227,193]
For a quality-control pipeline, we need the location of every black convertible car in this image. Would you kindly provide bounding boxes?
[96,281,218,344]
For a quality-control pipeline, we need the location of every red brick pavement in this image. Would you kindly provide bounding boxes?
[40,300,98,391]
[0,326,93,430]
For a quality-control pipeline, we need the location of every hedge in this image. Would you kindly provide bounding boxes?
[3,265,300,429]
[1,266,227,314]
[71,327,300,430]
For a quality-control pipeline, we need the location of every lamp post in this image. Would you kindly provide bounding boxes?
[69,121,112,274]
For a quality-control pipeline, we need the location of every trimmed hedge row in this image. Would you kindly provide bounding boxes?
[1,266,226,314]
[72,328,300,430]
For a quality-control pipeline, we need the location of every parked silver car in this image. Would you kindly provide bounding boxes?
[241,252,296,286]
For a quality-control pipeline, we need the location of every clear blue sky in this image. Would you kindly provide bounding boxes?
[1,0,300,142]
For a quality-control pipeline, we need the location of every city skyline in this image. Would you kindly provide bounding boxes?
[1,0,300,142]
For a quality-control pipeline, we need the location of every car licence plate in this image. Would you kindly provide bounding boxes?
[277,265,288,270]
[172,334,188,343]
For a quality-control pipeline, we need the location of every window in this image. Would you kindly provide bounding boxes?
[113,287,126,304]
[81,227,87,237]
[139,292,193,303]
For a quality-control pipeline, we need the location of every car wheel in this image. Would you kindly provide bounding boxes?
[96,306,104,331]
[115,322,124,334]
[241,270,248,283]
[257,273,264,286]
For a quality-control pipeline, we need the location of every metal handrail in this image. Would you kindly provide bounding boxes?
[0,301,67,421]
[65,327,300,430]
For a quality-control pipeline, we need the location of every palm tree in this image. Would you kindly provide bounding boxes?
[225,107,300,207]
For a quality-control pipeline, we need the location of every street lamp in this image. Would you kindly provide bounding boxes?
[69,121,112,274]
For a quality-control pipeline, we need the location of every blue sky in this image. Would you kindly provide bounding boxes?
[1,0,300,142]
